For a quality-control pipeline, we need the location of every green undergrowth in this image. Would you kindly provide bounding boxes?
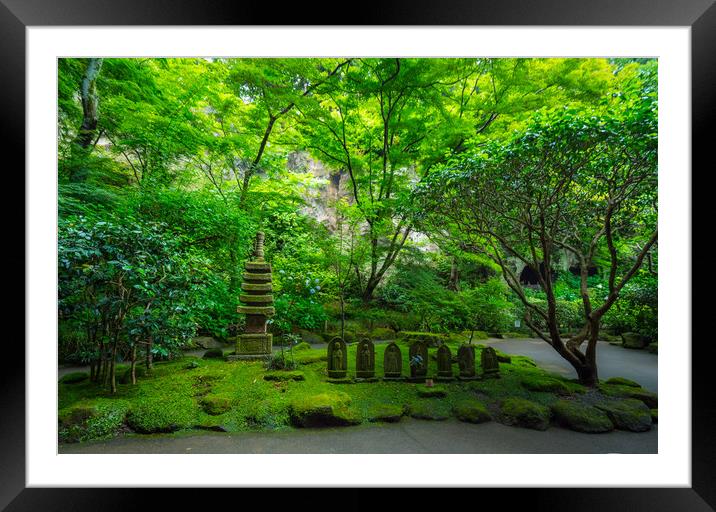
[58,342,657,443]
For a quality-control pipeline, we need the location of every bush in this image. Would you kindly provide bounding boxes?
[59,372,89,384]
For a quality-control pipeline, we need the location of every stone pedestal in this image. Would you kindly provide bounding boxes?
[235,232,274,359]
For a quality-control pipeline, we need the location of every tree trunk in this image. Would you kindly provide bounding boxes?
[448,256,460,291]
[70,58,103,183]
[575,363,598,387]
[146,336,154,371]
[109,341,118,394]
[130,344,137,385]
[340,294,345,340]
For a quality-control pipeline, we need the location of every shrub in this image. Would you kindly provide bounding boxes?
[59,372,89,384]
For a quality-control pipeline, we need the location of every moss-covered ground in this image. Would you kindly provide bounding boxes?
[58,339,657,444]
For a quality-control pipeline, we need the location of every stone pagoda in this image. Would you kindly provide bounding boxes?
[235,232,274,359]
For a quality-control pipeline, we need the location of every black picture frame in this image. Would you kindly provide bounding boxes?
[4,0,713,510]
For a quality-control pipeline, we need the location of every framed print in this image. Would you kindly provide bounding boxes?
[4,0,714,509]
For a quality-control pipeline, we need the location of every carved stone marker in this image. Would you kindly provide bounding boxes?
[409,341,428,381]
[327,336,348,379]
[436,344,453,380]
[481,346,500,378]
[383,342,403,380]
[354,338,374,379]
[457,344,478,380]
[235,232,274,359]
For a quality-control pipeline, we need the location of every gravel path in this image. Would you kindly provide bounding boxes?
[59,417,657,454]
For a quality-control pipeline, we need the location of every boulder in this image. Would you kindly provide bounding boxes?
[367,404,404,423]
[598,383,658,409]
[193,336,224,349]
[500,398,551,431]
[409,402,450,421]
[520,375,571,395]
[595,399,652,432]
[288,392,360,427]
[604,377,642,388]
[551,400,613,433]
[453,400,492,424]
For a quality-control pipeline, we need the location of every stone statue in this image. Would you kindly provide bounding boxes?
[327,336,347,379]
[457,344,477,380]
[481,346,500,379]
[383,342,402,380]
[409,341,428,380]
[437,344,453,379]
[356,338,375,379]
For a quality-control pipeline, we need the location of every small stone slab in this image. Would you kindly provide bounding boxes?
[245,261,272,271]
[237,305,276,315]
[241,282,273,292]
[239,294,274,303]
[242,272,272,282]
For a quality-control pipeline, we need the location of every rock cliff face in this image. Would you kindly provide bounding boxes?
[287,151,438,252]
[287,152,350,232]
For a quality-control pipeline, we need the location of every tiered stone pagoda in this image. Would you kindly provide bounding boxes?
[235,232,274,359]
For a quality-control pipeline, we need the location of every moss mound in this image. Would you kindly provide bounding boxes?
[604,377,642,388]
[202,348,224,359]
[409,402,450,421]
[650,408,658,423]
[288,392,360,427]
[551,400,613,433]
[126,401,193,434]
[59,372,89,384]
[263,370,305,382]
[595,399,652,432]
[598,383,658,408]
[59,402,129,443]
[293,342,312,352]
[500,398,551,431]
[453,400,491,424]
[119,366,147,384]
[199,396,232,416]
[367,404,404,423]
[416,384,447,398]
[520,375,571,395]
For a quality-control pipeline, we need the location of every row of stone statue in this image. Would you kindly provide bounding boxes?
[326,337,500,381]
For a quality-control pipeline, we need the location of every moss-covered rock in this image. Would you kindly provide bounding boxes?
[409,402,450,421]
[500,398,551,431]
[520,375,571,395]
[293,341,312,352]
[263,370,305,382]
[202,348,224,359]
[199,396,232,416]
[598,383,658,409]
[367,404,404,423]
[453,400,492,424]
[59,372,89,384]
[288,392,360,427]
[416,384,447,398]
[650,408,658,423]
[551,400,613,433]
[604,377,642,388]
[595,399,652,432]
